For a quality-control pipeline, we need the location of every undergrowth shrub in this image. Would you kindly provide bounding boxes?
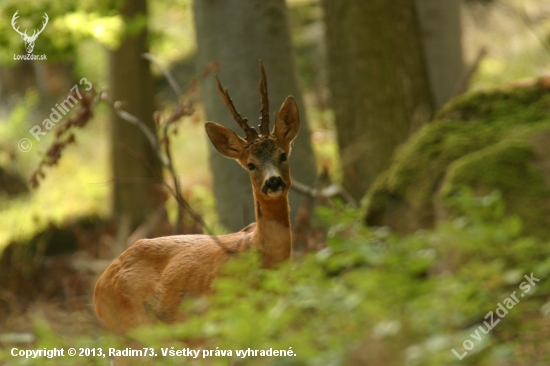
[2,189,549,365]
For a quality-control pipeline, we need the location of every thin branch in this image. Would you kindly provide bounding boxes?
[291,179,358,207]
[111,101,170,167]
[161,122,184,235]
[139,55,213,236]
[120,133,213,235]
[105,92,209,234]
[142,53,182,96]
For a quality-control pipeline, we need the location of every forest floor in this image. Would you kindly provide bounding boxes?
[0,216,116,342]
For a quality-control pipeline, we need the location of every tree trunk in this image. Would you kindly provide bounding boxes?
[110,0,164,231]
[322,0,434,202]
[416,0,465,109]
[193,0,317,232]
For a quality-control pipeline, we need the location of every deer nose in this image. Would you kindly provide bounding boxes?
[262,176,286,194]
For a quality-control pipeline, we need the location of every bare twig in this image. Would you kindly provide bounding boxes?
[291,179,358,207]
[142,53,182,96]
[111,101,169,167]
[108,53,202,236]
[161,127,184,234]
[107,96,210,235]
[30,57,209,237]
[119,128,212,235]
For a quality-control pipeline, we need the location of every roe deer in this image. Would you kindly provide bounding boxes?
[94,61,299,332]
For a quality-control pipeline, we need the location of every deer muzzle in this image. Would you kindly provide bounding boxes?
[262,176,286,197]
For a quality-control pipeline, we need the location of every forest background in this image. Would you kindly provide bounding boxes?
[0,0,550,365]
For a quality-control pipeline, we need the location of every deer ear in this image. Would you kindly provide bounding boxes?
[273,96,300,148]
[205,122,246,159]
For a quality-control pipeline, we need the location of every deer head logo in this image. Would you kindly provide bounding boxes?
[11,11,49,54]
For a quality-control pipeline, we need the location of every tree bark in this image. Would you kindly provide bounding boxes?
[416,0,465,109]
[193,0,317,232]
[322,0,435,202]
[110,0,164,231]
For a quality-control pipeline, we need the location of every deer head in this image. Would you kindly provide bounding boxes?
[11,11,49,54]
[205,61,300,200]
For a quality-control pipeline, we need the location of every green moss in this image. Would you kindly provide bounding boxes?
[365,78,550,238]
[440,139,550,237]
[437,81,550,123]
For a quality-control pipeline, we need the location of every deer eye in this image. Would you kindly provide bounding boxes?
[247,163,256,170]
[280,153,287,162]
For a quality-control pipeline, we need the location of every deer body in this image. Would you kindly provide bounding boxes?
[94,63,299,332]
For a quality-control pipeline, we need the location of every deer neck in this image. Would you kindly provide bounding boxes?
[252,190,292,268]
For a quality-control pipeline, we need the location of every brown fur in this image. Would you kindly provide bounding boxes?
[94,96,300,332]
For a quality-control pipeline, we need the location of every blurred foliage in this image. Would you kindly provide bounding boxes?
[0,92,219,250]
[0,97,111,249]
[0,0,123,64]
[0,0,196,86]
[0,0,335,249]
[1,189,549,365]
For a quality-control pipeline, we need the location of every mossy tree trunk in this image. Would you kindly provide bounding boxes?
[322,0,435,202]
[193,0,317,232]
[110,0,164,231]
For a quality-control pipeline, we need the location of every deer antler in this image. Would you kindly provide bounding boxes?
[11,11,27,37]
[258,60,270,136]
[216,75,259,143]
